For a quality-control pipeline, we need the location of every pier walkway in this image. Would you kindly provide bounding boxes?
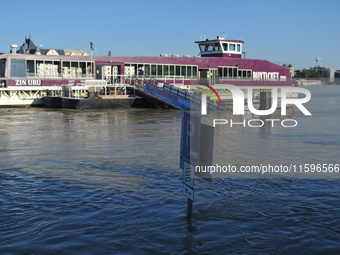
[133,80,231,112]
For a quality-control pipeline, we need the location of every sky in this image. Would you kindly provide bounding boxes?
[1,0,339,70]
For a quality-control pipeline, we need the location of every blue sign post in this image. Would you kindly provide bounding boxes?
[180,112,201,165]
[180,112,214,218]
[180,112,201,218]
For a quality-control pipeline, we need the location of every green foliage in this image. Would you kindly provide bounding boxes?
[312,72,322,78]
[295,70,311,78]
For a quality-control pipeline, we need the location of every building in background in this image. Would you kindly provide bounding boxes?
[15,35,89,56]
[295,65,336,85]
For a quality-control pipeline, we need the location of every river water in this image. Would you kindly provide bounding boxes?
[0,85,339,254]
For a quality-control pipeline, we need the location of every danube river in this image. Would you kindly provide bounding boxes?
[1,85,339,254]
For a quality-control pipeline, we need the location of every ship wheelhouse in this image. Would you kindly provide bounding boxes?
[194,37,253,84]
[196,37,244,58]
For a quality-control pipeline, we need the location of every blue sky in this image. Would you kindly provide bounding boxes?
[1,0,339,70]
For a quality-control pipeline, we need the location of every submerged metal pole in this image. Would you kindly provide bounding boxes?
[187,198,193,218]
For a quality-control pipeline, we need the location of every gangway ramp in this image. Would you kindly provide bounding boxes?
[135,83,231,112]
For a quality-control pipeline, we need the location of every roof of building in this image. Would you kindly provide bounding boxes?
[16,35,89,56]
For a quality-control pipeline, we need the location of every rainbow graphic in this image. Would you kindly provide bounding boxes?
[197,84,223,106]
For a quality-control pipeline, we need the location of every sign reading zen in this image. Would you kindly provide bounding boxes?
[15,79,41,86]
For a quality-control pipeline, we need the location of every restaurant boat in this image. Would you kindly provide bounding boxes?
[0,35,296,107]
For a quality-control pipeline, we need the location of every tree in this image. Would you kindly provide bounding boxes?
[312,72,322,78]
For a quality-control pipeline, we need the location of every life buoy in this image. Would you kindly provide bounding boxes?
[88,66,91,72]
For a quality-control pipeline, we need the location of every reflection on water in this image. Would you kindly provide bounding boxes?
[0,86,340,254]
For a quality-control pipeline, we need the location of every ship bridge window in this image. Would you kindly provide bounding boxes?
[237,44,241,52]
[229,44,236,51]
[222,43,228,51]
[199,44,206,53]
[204,43,222,52]
[206,44,214,52]
[214,43,221,51]
[0,59,6,78]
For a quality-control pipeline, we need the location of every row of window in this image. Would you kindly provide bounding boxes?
[218,67,252,80]
[25,60,95,78]
[199,43,242,53]
[124,63,198,79]
[2,58,253,81]
[27,60,94,73]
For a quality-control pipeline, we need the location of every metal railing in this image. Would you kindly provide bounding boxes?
[26,72,95,79]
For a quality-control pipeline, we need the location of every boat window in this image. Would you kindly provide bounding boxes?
[206,44,214,52]
[228,68,233,78]
[237,44,241,52]
[0,59,6,78]
[199,44,206,53]
[222,43,228,51]
[218,67,222,78]
[233,67,237,77]
[229,44,235,51]
[63,61,70,68]
[176,65,181,76]
[132,64,138,76]
[138,64,144,76]
[87,62,94,77]
[163,65,169,76]
[223,68,228,78]
[193,66,197,77]
[79,62,86,77]
[144,64,150,76]
[26,60,35,77]
[170,65,175,76]
[151,65,156,76]
[158,65,163,77]
[181,66,186,77]
[214,43,221,51]
[187,66,192,77]
[36,60,44,77]
[11,59,26,77]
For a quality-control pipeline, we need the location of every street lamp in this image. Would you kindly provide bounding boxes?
[90,42,97,77]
